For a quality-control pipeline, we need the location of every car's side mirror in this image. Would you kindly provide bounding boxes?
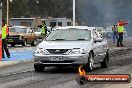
[94,38,103,43]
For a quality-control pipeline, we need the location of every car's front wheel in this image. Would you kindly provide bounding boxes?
[34,64,45,72]
[22,39,27,46]
[101,51,109,68]
[84,52,94,72]
[31,39,37,46]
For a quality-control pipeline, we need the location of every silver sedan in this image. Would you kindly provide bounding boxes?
[33,26,109,72]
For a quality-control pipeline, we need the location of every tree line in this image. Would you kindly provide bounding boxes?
[2,0,72,19]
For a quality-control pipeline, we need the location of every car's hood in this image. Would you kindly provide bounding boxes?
[38,41,91,49]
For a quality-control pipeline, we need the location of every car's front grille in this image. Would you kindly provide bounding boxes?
[46,49,69,54]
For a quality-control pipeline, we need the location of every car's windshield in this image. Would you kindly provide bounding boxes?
[9,27,27,33]
[9,28,15,32]
[46,29,91,41]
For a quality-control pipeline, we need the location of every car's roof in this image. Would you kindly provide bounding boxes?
[55,26,96,30]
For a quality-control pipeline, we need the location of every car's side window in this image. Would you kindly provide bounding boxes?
[93,30,104,42]
[29,30,31,33]
[27,29,31,33]
[92,29,98,39]
[30,30,34,33]
[95,30,104,39]
[99,32,105,39]
[96,31,101,38]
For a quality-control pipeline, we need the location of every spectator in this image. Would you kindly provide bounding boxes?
[41,21,47,40]
[2,19,10,58]
[112,25,118,43]
[117,19,128,47]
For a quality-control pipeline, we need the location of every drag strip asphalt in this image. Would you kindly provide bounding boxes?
[0,47,132,88]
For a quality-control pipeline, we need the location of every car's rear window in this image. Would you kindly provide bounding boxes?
[46,29,91,41]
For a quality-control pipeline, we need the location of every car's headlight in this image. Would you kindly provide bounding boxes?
[70,48,86,54]
[39,49,49,55]
[35,46,49,55]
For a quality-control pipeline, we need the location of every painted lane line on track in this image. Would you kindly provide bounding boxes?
[2,50,34,61]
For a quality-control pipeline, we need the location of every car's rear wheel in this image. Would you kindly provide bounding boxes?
[84,52,94,72]
[34,64,45,72]
[101,51,109,68]
[22,39,27,46]
[31,39,37,46]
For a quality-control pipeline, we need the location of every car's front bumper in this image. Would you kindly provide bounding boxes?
[34,54,88,66]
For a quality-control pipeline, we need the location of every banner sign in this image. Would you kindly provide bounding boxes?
[77,66,131,85]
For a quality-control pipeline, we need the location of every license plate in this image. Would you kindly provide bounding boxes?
[8,39,13,42]
[49,57,63,61]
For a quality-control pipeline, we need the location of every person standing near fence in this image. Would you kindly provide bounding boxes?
[117,19,128,47]
[112,25,118,43]
[2,19,10,58]
[41,21,47,40]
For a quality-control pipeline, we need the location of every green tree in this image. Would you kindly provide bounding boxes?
[11,0,30,18]
[2,0,30,19]
[2,0,72,18]
[27,0,72,18]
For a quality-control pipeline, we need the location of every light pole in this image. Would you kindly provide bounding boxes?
[36,0,39,16]
[7,0,9,25]
[7,0,12,25]
[73,0,75,26]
